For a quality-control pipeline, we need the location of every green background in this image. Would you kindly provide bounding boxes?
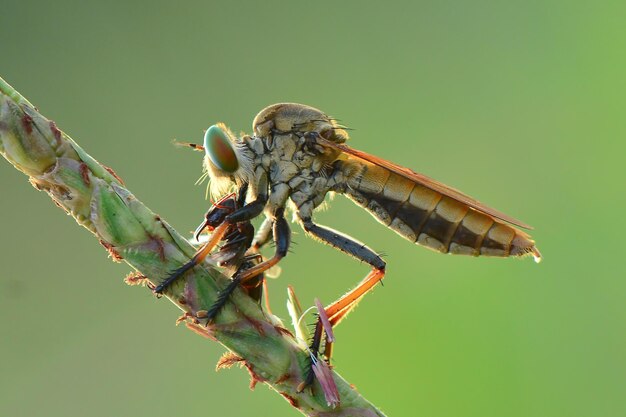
[1,1,624,416]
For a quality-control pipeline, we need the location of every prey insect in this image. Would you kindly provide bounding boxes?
[156,103,541,389]
[155,184,271,320]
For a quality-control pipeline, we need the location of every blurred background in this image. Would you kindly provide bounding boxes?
[1,1,624,416]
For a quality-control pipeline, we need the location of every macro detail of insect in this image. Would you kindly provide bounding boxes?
[155,103,541,388]
[154,185,269,315]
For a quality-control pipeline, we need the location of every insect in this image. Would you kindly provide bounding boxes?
[155,184,269,318]
[155,103,541,386]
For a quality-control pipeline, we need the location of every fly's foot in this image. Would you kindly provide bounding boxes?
[153,262,196,295]
[201,273,244,325]
[153,272,180,295]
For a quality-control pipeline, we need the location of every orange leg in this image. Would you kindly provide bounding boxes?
[206,254,282,317]
[235,255,282,282]
[299,267,386,391]
[325,268,386,326]
[317,268,385,354]
[322,268,385,358]
[205,212,290,322]
[296,218,387,391]
[153,222,230,294]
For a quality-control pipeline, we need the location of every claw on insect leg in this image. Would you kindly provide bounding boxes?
[194,218,210,242]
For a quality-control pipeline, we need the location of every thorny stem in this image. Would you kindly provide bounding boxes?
[0,76,387,417]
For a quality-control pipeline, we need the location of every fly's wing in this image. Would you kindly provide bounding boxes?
[318,138,540,260]
[320,138,532,228]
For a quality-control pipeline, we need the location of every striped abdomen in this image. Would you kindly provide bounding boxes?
[339,160,539,259]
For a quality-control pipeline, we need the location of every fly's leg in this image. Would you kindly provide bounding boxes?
[237,252,273,314]
[154,177,267,294]
[298,217,386,390]
[239,254,265,304]
[249,217,277,311]
[217,171,268,231]
[205,209,291,322]
[252,217,273,251]
[153,222,230,294]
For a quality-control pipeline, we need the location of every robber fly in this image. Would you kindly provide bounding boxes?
[155,103,540,387]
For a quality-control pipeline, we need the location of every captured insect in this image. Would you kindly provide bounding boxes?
[155,103,541,388]
[155,184,270,317]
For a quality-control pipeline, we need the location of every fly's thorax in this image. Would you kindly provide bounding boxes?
[252,103,349,144]
[289,174,333,212]
[269,134,298,161]
[247,128,337,187]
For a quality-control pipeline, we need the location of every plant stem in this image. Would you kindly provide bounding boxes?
[0,76,387,417]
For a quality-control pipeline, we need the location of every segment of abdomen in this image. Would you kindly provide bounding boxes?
[342,161,539,259]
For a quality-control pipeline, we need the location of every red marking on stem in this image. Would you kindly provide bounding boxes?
[21,113,33,134]
[185,322,217,341]
[102,164,125,185]
[243,314,266,337]
[274,325,295,338]
[216,352,244,371]
[275,373,291,384]
[99,239,123,262]
[123,272,148,286]
[79,163,91,186]
[215,352,268,389]
[243,361,267,390]
[176,312,193,325]
[279,392,299,408]
[49,121,62,146]
[149,235,166,262]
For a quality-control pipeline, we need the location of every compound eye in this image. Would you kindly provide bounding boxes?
[204,125,239,173]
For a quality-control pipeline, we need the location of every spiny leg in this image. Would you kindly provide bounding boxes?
[155,176,267,294]
[155,191,240,294]
[325,268,386,326]
[238,254,265,303]
[299,217,386,389]
[304,268,386,387]
[205,209,291,322]
[153,222,230,294]
[240,215,273,311]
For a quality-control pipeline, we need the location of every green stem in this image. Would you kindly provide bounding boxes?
[0,76,386,417]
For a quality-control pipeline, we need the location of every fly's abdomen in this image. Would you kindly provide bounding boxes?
[343,161,539,259]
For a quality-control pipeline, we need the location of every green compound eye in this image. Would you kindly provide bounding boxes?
[204,125,239,173]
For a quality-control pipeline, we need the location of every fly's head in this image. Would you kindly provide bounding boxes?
[252,103,349,144]
[202,123,253,199]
